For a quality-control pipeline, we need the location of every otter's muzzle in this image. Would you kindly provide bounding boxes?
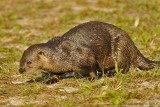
[19,68,26,74]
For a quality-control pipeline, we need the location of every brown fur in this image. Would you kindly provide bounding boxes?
[19,21,160,78]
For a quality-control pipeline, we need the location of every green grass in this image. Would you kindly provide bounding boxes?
[0,0,160,106]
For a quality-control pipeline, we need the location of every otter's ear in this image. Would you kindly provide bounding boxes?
[38,51,48,62]
[38,51,45,56]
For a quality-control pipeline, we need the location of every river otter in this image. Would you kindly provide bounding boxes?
[19,21,160,80]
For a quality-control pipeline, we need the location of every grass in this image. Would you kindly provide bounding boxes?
[0,0,160,106]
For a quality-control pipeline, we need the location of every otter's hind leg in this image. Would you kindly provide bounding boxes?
[89,65,99,80]
[116,51,131,73]
[112,36,131,73]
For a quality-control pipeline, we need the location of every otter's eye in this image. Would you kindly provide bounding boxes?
[27,61,32,65]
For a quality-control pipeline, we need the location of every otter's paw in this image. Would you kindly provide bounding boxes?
[43,74,60,84]
[43,77,59,84]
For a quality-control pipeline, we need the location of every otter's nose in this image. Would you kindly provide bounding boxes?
[19,68,26,74]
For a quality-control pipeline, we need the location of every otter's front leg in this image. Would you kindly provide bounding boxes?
[42,71,76,84]
[27,72,60,84]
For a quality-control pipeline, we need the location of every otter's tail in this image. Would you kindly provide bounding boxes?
[135,52,160,70]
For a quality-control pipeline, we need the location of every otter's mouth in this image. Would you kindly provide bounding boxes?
[19,67,39,76]
[19,68,26,74]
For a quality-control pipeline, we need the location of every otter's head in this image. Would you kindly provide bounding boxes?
[19,44,48,74]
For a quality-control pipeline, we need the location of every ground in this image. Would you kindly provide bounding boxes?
[0,0,160,106]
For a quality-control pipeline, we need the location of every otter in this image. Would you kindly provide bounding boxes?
[19,21,160,80]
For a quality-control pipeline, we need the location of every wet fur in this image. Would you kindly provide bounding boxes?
[19,21,160,78]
